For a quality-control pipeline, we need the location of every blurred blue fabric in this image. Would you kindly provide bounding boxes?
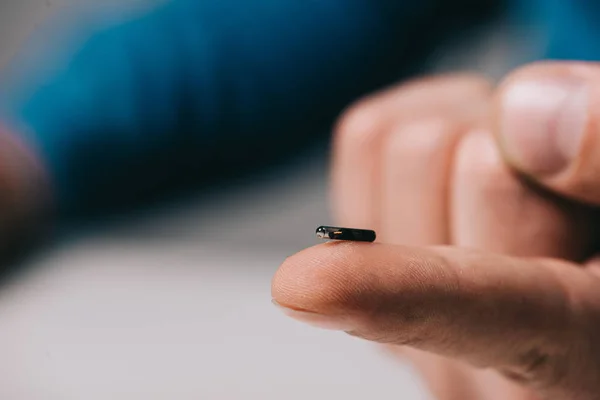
[1,0,430,214]
[516,0,600,60]
[0,0,595,215]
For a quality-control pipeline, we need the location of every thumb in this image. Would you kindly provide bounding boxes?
[494,61,600,205]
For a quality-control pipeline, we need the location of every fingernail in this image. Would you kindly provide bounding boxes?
[500,79,588,175]
[271,299,356,331]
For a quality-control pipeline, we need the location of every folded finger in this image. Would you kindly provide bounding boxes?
[331,74,491,230]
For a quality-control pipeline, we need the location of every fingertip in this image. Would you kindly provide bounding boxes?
[272,242,354,313]
[271,242,398,315]
[271,242,452,323]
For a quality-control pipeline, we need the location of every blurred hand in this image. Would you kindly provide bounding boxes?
[0,126,50,258]
[272,62,600,400]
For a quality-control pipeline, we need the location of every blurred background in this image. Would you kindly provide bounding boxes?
[0,1,554,399]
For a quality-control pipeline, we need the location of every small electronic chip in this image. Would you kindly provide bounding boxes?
[316,226,376,242]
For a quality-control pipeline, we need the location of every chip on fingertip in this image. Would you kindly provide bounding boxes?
[316,226,376,242]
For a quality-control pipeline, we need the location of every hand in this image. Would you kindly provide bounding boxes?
[0,125,50,259]
[271,62,600,400]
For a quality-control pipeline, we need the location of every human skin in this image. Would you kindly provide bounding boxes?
[272,61,600,399]
[0,125,51,258]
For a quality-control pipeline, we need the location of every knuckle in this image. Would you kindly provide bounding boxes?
[500,346,570,391]
[333,73,491,154]
[334,99,383,149]
[515,347,552,382]
[384,118,460,159]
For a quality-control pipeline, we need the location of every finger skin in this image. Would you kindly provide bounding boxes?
[380,118,461,244]
[493,61,600,205]
[272,242,600,399]
[371,78,491,399]
[379,115,478,399]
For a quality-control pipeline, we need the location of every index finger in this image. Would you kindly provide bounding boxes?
[271,242,600,398]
